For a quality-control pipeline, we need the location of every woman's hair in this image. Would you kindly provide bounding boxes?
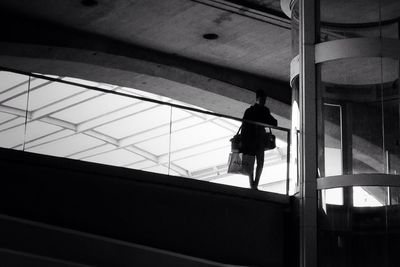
[256,89,266,99]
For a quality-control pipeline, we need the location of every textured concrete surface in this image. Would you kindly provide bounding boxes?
[0,3,292,125]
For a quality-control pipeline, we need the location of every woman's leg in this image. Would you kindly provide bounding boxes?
[244,150,256,189]
[253,151,264,189]
[248,172,254,189]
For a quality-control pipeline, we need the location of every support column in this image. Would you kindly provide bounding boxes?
[299,0,318,266]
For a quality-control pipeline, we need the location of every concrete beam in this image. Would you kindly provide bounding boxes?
[0,11,291,123]
[0,11,291,102]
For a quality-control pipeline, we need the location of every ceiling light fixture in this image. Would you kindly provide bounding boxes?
[202,33,219,40]
[81,0,98,7]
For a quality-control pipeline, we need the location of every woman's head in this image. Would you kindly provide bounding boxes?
[256,89,267,105]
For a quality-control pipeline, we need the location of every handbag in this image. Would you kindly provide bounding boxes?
[227,152,255,176]
[265,127,276,150]
[230,126,242,152]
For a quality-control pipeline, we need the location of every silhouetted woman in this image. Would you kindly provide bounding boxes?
[241,90,277,189]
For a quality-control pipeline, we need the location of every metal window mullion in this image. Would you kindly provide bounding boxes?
[299,0,318,267]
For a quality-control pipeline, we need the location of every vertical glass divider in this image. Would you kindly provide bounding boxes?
[378,0,387,174]
[167,106,173,176]
[22,76,32,151]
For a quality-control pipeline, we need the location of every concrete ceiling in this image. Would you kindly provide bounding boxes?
[0,0,293,125]
[0,0,290,79]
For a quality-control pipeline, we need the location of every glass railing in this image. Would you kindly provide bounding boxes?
[0,69,293,195]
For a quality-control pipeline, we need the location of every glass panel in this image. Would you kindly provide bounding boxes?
[94,104,169,139]
[0,71,30,150]
[51,92,134,124]
[5,79,85,110]
[321,188,343,206]
[352,97,385,174]
[170,108,236,181]
[258,134,289,194]
[28,133,105,157]
[0,71,28,93]
[318,0,400,176]
[317,103,344,204]
[289,0,300,195]
[353,186,386,207]
[318,0,400,178]
[23,77,173,176]
[85,149,145,167]
[382,58,400,175]
[324,104,342,176]
[315,0,400,266]
[290,99,300,195]
[1,70,292,195]
[319,47,399,177]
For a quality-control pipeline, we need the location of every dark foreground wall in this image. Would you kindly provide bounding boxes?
[0,148,292,267]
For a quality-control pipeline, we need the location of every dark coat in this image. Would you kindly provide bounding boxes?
[241,104,277,155]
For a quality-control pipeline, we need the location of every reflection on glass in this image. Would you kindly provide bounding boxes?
[321,188,343,206]
[353,186,385,207]
[317,0,400,177]
[320,58,400,176]
[290,97,299,195]
[312,0,400,266]
[321,104,344,204]
[324,104,342,176]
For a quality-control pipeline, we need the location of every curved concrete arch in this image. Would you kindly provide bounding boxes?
[0,41,293,128]
[0,42,252,118]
